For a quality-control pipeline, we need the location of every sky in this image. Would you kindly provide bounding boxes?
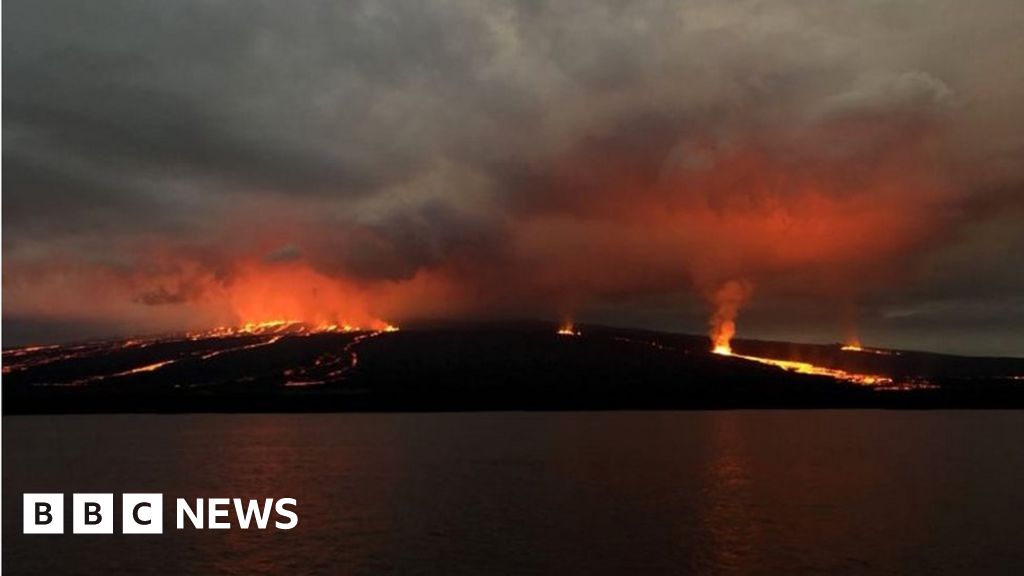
[3,0,1024,355]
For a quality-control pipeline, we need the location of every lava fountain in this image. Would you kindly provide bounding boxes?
[557,318,581,336]
[704,281,894,385]
[708,280,753,355]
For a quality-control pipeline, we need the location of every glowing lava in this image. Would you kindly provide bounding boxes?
[734,353,889,385]
[704,280,894,385]
[557,322,581,336]
[713,344,890,386]
[707,280,753,358]
[712,343,733,356]
[190,319,398,340]
[4,318,403,387]
[841,343,897,356]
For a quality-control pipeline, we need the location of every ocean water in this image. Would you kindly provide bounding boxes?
[4,411,1023,575]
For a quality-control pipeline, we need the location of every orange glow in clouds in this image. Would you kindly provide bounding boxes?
[221,261,393,330]
[2,123,957,345]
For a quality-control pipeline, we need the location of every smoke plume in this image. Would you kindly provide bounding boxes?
[4,0,1024,354]
[708,280,754,354]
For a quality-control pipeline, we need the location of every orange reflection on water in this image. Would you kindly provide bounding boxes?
[696,413,760,574]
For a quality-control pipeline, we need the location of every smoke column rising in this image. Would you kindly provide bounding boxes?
[708,280,754,355]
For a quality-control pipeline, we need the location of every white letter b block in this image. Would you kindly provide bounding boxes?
[73,493,114,534]
[24,493,63,534]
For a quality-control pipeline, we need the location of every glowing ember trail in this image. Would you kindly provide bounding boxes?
[713,342,893,386]
[198,335,285,360]
[714,348,892,386]
[65,359,180,386]
[703,280,893,385]
[3,319,402,388]
[841,344,898,356]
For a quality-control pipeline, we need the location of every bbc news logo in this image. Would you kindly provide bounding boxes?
[23,494,298,534]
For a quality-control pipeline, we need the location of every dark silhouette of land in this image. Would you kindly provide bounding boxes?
[4,322,1023,414]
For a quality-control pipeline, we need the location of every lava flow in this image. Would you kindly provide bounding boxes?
[704,279,891,385]
[712,346,891,386]
[841,343,898,356]
[2,319,401,388]
[191,319,398,339]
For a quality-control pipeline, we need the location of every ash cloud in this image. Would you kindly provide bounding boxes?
[4,0,1024,354]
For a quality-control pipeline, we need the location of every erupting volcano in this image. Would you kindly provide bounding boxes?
[704,282,899,386]
[557,320,581,336]
[6,321,1023,414]
[707,280,753,356]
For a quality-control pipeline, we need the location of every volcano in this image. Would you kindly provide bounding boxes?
[4,322,1024,414]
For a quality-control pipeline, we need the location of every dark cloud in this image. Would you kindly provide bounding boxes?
[263,245,304,264]
[4,0,1024,354]
[134,286,195,306]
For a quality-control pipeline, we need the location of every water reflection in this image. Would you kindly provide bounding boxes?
[174,415,404,575]
[4,412,1024,575]
[696,413,759,573]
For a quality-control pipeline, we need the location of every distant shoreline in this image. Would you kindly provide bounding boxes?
[6,324,1024,415]
[8,387,1024,415]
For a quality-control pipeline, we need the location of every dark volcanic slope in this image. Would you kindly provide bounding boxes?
[3,323,1024,413]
